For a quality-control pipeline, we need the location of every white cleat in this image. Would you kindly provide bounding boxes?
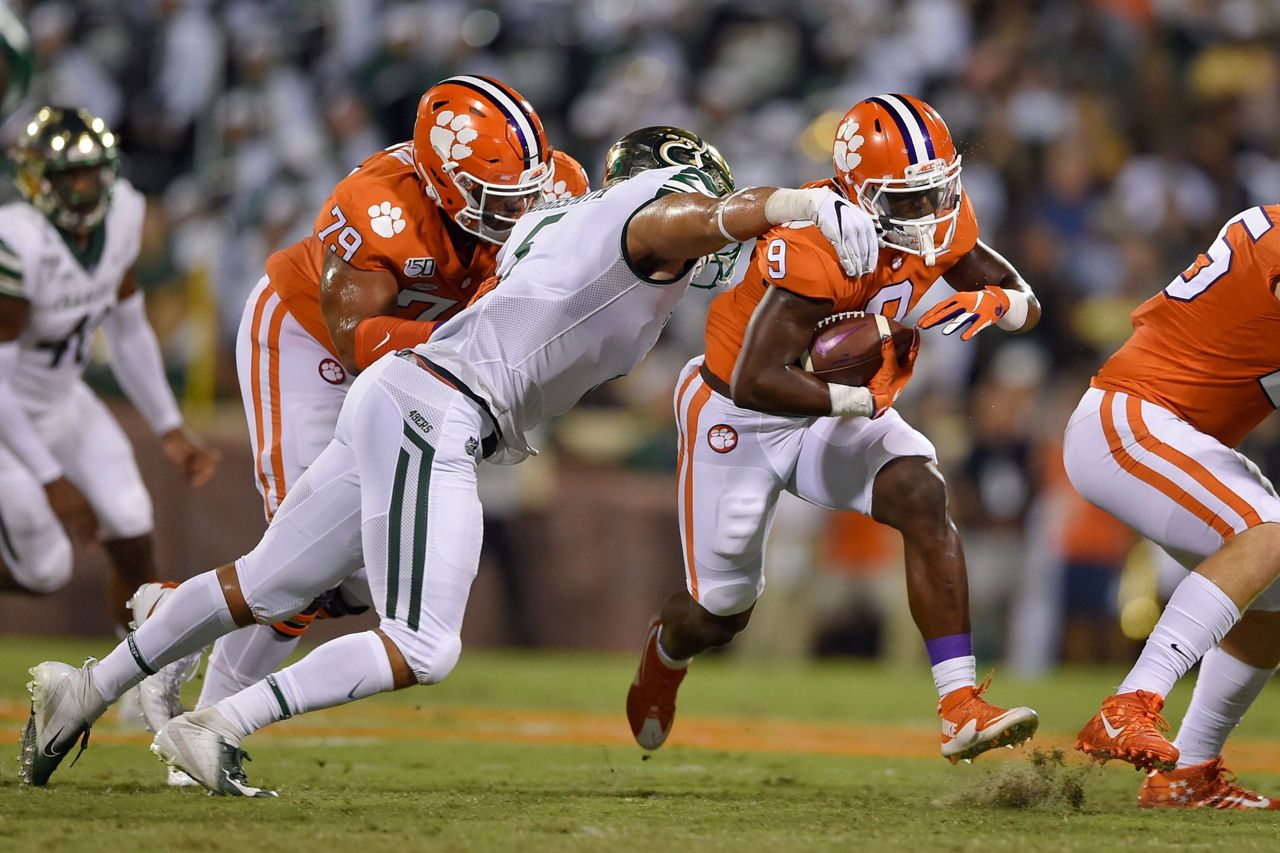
[167,767,200,787]
[151,708,277,798]
[128,582,204,733]
[19,660,109,786]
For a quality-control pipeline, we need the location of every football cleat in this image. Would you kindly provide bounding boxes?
[626,616,689,750]
[151,708,276,798]
[1139,757,1280,810]
[1077,690,1179,771]
[19,660,109,786]
[128,582,204,733]
[938,673,1039,763]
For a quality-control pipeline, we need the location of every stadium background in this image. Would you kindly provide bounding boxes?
[2,0,1280,678]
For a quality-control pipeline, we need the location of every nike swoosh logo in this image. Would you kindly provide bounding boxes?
[1170,642,1191,660]
[1100,711,1124,740]
[42,726,67,758]
[347,678,366,700]
[373,332,392,351]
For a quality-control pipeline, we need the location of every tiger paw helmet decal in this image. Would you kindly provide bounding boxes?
[429,110,479,167]
[833,118,865,173]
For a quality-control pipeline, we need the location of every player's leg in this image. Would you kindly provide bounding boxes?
[49,383,157,626]
[0,441,73,595]
[195,281,355,708]
[1066,388,1280,773]
[157,357,487,795]
[19,429,365,787]
[628,361,789,749]
[791,409,1037,762]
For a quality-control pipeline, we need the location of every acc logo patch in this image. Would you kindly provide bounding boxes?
[707,424,738,453]
[404,257,436,278]
[318,358,347,385]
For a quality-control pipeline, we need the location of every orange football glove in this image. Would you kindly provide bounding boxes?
[918,286,1011,341]
[867,325,920,418]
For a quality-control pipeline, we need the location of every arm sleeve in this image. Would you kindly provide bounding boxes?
[101,291,183,435]
[0,340,63,483]
[353,315,440,371]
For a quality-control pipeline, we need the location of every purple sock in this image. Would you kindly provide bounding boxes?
[925,633,972,666]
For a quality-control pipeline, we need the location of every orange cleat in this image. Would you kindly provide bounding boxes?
[938,673,1039,764]
[1139,758,1280,810]
[626,616,688,750]
[1077,691,1179,771]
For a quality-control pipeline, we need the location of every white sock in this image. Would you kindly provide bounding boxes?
[94,571,237,703]
[932,655,976,698]
[1119,573,1241,698]
[196,625,301,709]
[1173,646,1276,767]
[215,631,394,739]
[655,626,691,669]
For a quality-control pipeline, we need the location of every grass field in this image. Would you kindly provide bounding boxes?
[2,638,1280,851]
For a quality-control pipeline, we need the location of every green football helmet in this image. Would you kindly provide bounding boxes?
[0,3,32,120]
[13,106,120,234]
[603,126,740,287]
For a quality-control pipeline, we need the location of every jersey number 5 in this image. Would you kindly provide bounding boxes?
[1166,207,1273,302]
[317,204,364,262]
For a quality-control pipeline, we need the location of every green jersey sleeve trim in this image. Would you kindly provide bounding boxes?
[0,237,24,298]
[655,167,720,199]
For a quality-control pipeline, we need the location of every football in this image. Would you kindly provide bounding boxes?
[806,312,917,387]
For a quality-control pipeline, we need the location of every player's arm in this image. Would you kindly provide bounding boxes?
[731,284,836,416]
[919,240,1040,339]
[102,271,218,486]
[625,185,880,281]
[319,251,441,375]
[0,279,97,540]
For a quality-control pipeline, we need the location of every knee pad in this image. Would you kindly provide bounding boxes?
[698,579,761,619]
[380,620,462,685]
[710,491,769,561]
[95,480,154,540]
[7,518,72,594]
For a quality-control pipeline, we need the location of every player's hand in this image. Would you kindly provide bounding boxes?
[44,477,98,545]
[866,326,920,418]
[918,286,1011,341]
[812,191,879,278]
[161,426,221,488]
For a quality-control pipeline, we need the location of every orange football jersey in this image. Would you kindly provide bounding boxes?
[1094,205,1280,447]
[703,184,979,383]
[265,142,499,353]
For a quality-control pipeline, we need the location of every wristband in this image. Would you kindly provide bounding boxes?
[764,188,825,226]
[828,383,874,418]
[996,289,1030,331]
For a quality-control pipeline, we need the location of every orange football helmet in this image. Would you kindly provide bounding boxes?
[413,75,550,244]
[544,149,590,201]
[832,94,962,266]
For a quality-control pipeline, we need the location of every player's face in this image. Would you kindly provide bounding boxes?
[47,164,113,232]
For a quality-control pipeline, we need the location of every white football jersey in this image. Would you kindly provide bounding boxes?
[423,165,717,463]
[0,179,145,422]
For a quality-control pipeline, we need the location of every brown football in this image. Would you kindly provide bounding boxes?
[806,313,917,387]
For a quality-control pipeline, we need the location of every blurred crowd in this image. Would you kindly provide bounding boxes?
[5,0,1280,669]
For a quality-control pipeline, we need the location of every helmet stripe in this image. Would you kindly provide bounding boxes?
[445,75,543,170]
[893,94,936,161]
[869,95,930,165]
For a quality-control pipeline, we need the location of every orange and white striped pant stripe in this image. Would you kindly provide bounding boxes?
[1064,387,1280,608]
[235,277,352,521]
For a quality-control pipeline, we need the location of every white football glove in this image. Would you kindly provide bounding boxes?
[763,187,880,278]
[812,191,879,277]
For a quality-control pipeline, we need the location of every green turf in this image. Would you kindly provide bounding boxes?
[2,637,1279,851]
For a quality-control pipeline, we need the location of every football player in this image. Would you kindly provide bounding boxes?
[1069,205,1280,808]
[0,107,217,624]
[140,77,589,727]
[626,94,1042,763]
[19,125,884,795]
